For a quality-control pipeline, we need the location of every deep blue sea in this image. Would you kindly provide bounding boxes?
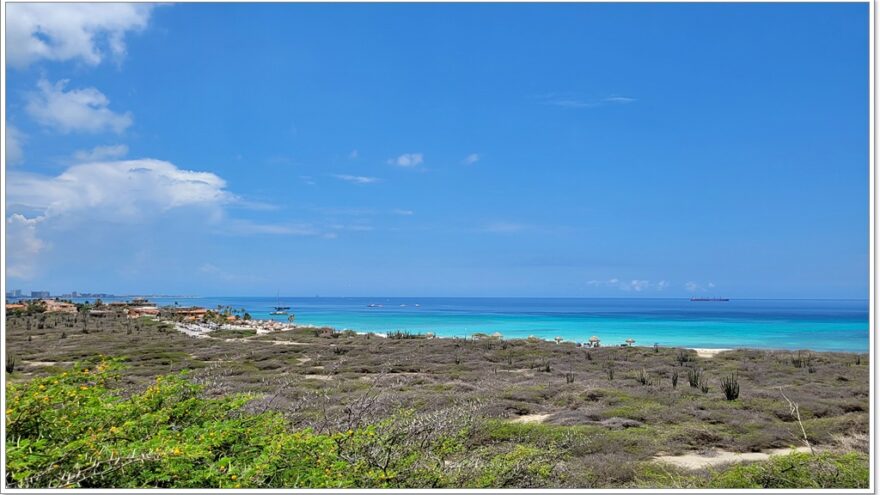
[65,297,869,352]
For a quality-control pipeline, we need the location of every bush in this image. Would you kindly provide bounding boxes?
[708,452,869,488]
[5,359,468,488]
[9,359,570,489]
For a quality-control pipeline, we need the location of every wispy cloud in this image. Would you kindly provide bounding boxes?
[392,209,414,216]
[332,174,380,185]
[388,153,423,167]
[537,93,637,109]
[6,125,25,165]
[73,144,129,162]
[463,153,480,165]
[27,78,133,134]
[587,278,669,292]
[223,220,320,236]
[685,281,716,293]
[348,149,359,159]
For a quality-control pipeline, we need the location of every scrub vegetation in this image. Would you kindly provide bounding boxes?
[4,310,870,488]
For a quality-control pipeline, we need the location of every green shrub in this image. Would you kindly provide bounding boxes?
[5,359,467,488]
[708,452,869,488]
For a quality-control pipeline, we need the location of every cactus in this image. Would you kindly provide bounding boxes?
[721,373,739,400]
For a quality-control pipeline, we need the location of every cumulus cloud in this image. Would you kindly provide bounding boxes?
[6,214,48,279]
[6,125,25,165]
[73,144,129,162]
[388,153,423,167]
[333,174,380,185]
[26,79,133,134]
[463,153,480,165]
[7,159,232,222]
[6,3,153,68]
[587,278,668,292]
[5,158,235,279]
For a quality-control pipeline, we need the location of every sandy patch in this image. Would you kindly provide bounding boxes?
[654,446,811,470]
[296,357,312,365]
[511,413,551,424]
[22,360,67,367]
[692,348,732,359]
[302,374,333,381]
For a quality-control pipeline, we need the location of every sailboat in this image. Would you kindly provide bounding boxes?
[270,292,290,315]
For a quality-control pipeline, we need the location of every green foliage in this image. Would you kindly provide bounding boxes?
[635,452,869,489]
[708,452,869,488]
[5,360,558,489]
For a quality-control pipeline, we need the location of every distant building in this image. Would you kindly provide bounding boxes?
[31,291,50,298]
[128,306,160,318]
[42,299,77,314]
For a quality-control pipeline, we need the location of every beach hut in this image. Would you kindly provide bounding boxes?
[625,338,636,347]
[491,332,503,339]
[588,336,600,348]
[554,336,563,344]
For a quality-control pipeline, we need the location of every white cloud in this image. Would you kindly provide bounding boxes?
[223,220,319,236]
[392,209,414,216]
[333,174,380,185]
[6,214,47,279]
[539,93,637,109]
[7,159,232,222]
[348,149,359,159]
[388,153,423,167]
[463,153,480,165]
[6,3,153,68]
[73,144,129,162]
[685,281,717,293]
[6,125,25,165]
[587,278,668,292]
[6,158,234,279]
[27,79,133,134]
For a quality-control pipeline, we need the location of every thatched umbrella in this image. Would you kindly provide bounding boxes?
[625,338,636,347]
[554,336,563,344]
[492,331,503,339]
[588,336,600,348]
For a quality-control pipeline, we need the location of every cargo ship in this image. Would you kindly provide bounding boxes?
[690,297,730,302]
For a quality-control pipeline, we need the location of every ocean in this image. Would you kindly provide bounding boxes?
[66,296,869,353]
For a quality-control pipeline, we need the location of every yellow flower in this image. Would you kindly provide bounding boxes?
[80,386,88,391]
[82,369,89,374]
[230,475,237,480]
[38,384,46,390]
[172,447,182,455]
[5,409,12,415]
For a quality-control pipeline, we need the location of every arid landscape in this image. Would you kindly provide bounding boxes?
[4,308,870,488]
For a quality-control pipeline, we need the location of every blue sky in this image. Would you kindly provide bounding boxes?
[4,3,869,298]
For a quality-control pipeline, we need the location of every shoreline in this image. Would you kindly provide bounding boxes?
[166,317,864,355]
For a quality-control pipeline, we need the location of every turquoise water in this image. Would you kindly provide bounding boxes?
[71,297,869,352]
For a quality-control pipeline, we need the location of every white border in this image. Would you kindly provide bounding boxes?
[0,0,876,493]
